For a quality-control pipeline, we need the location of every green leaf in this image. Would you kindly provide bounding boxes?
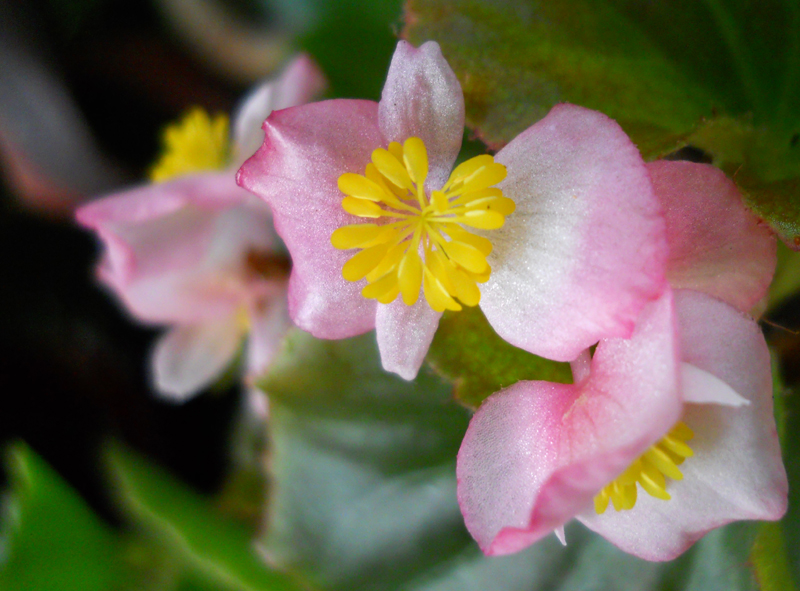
[106,444,302,591]
[778,371,800,583]
[0,442,124,591]
[260,329,764,590]
[296,0,404,100]
[404,0,800,245]
[768,242,800,311]
[751,522,798,591]
[427,306,572,408]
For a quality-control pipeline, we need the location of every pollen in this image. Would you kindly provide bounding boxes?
[149,108,230,182]
[331,137,513,311]
[594,421,694,514]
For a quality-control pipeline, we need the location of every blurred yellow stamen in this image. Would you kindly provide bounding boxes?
[332,137,513,310]
[594,422,694,514]
[149,108,230,182]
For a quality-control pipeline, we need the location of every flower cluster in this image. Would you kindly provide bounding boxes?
[237,40,787,561]
[79,36,788,563]
[77,56,325,401]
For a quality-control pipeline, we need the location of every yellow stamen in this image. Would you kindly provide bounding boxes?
[149,108,230,182]
[594,421,695,514]
[332,137,512,310]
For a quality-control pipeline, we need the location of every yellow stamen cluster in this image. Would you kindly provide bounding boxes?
[331,137,513,311]
[150,108,230,182]
[594,422,694,514]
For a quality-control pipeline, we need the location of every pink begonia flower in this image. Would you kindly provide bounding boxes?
[237,40,667,380]
[457,161,785,561]
[76,56,326,401]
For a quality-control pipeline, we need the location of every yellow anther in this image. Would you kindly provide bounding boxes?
[372,148,414,190]
[150,108,230,182]
[332,137,512,310]
[594,422,694,514]
[403,137,428,187]
[342,243,390,282]
[594,489,610,514]
[330,224,391,250]
[338,173,387,202]
[342,197,386,218]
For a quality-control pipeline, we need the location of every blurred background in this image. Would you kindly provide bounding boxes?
[0,1,401,588]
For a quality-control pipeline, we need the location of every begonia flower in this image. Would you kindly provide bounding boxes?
[77,56,325,401]
[237,40,667,379]
[457,161,785,561]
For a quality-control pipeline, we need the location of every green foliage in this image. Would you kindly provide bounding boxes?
[427,306,572,408]
[778,365,800,584]
[0,443,124,591]
[258,329,769,590]
[404,0,800,245]
[107,444,302,591]
[274,0,405,100]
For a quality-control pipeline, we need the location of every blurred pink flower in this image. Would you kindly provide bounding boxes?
[77,55,325,401]
[238,40,667,380]
[457,161,785,561]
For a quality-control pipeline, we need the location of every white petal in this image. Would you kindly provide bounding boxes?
[152,319,243,402]
[378,41,464,190]
[681,362,749,407]
[375,297,442,380]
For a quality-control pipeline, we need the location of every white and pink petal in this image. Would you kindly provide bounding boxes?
[375,297,442,380]
[458,291,681,556]
[578,290,787,561]
[378,40,465,191]
[479,104,668,362]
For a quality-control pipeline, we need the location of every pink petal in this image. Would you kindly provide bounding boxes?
[648,161,776,311]
[245,292,292,380]
[458,291,681,556]
[378,41,464,191]
[237,100,382,339]
[89,193,280,325]
[77,172,249,286]
[479,105,668,362]
[578,290,787,561]
[375,297,442,380]
[233,54,327,163]
[152,318,244,401]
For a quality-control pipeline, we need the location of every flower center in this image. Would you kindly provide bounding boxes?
[331,137,513,311]
[594,421,694,514]
[149,108,230,182]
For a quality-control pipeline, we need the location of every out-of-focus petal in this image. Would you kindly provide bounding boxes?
[458,292,680,556]
[579,290,787,561]
[77,172,249,285]
[375,297,442,380]
[237,100,383,339]
[233,54,327,163]
[245,292,291,380]
[152,317,244,401]
[378,40,464,191]
[480,105,667,362]
[81,179,279,325]
[648,161,776,312]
